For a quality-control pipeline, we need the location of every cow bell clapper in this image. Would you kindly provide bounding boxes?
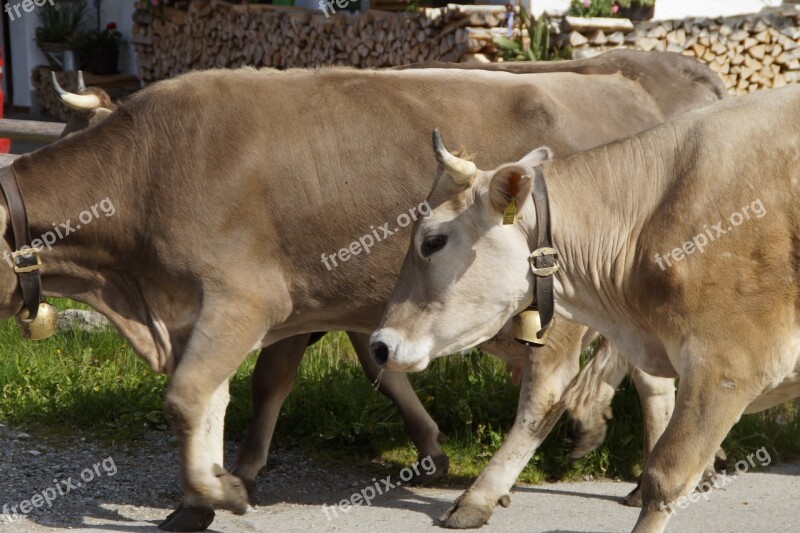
[15,301,58,340]
[512,306,552,347]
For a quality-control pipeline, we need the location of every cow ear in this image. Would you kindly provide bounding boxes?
[488,166,534,214]
[517,146,553,168]
[90,107,113,125]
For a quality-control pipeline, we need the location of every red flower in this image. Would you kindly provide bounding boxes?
[106,22,117,30]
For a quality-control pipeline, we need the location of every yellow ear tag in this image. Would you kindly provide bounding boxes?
[503,197,517,225]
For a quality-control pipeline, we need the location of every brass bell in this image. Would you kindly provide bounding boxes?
[513,306,552,347]
[15,301,58,341]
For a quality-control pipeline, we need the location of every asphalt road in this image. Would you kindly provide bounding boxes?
[3,436,798,533]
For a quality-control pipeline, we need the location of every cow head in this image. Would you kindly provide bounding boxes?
[51,72,116,136]
[370,130,552,371]
[0,73,117,331]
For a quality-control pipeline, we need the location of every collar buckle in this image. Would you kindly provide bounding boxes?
[530,247,559,277]
[12,248,42,274]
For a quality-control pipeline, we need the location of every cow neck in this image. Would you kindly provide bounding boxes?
[9,134,132,279]
[540,124,679,329]
[0,165,42,318]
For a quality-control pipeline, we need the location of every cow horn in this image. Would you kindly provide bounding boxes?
[432,129,477,185]
[50,71,101,111]
[77,70,87,93]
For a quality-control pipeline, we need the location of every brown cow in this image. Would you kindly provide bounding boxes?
[0,54,719,531]
[373,85,800,532]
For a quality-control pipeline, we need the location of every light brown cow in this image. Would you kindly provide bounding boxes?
[0,56,719,531]
[373,85,800,532]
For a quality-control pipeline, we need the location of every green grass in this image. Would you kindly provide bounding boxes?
[1,299,798,483]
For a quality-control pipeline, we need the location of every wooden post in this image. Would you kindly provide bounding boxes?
[0,154,21,166]
[0,119,65,143]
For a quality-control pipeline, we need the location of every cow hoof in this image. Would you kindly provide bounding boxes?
[409,454,449,486]
[241,477,257,496]
[567,418,608,460]
[159,503,215,532]
[439,496,492,529]
[213,464,251,515]
[624,485,643,507]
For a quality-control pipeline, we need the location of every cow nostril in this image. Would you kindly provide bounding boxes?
[371,341,389,366]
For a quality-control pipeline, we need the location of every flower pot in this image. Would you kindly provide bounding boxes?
[618,5,655,21]
[36,40,67,69]
[85,46,119,75]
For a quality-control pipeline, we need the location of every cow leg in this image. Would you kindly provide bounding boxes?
[160,381,229,531]
[619,365,675,507]
[163,311,266,515]
[622,366,723,508]
[232,334,310,493]
[439,320,586,529]
[348,331,449,484]
[633,347,764,533]
[565,337,629,460]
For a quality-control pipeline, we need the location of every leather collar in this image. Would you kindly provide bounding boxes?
[0,165,43,319]
[528,164,558,340]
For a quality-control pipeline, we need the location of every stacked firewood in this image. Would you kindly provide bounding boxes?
[678,16,800,93]
[132,0,470,82]
[566,6,800,95]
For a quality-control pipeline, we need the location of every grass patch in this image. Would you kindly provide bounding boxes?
[1,303,798,482]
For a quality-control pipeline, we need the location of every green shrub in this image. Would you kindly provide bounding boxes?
[36,0,87,44]
[492,8,569,63]
[569,0,655,18]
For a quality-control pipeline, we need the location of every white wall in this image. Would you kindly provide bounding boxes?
[654,0,783,20]
[7,0,136,108]
[524,0,784,18]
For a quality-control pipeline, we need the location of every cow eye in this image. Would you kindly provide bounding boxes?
[422,235,448,257]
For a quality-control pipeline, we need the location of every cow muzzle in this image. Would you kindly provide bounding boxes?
[15,301,57,340]
[369,328,432,372]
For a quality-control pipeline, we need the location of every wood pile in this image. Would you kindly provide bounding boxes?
[130,0,800,96]
[132,0,471,82]
[565,6,800,95]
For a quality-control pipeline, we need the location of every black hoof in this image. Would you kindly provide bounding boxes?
[159,503,215,532]
[409,454,449,486]
[624,476,643,508]
[439,495,493,529]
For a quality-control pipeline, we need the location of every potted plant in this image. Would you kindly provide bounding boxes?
[75,22,124,75]
[569,0,655,20]
[35,0,87,66]
[618,0,655,20]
